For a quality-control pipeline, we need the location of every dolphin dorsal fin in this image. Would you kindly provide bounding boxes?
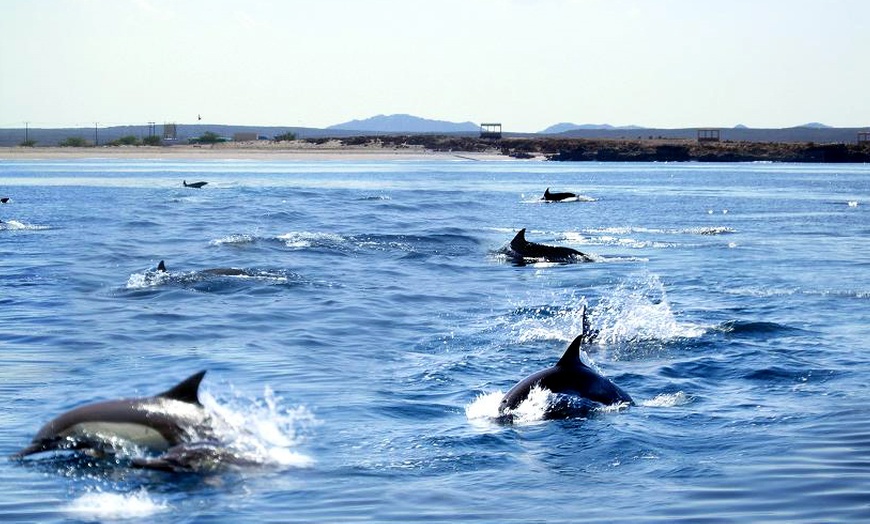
[544,188,551,197]
[158,370,206,405]
[557,334,586,367]
[157,260,166,272]
[511,228,528,246]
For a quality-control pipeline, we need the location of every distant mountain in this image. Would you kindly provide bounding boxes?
[539,122,643,134]
[327,114,480,134]
[799,122,831,129]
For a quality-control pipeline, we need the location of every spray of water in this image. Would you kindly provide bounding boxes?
[593,273,707,345]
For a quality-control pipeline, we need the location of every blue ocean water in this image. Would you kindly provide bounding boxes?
[1,158,868,522]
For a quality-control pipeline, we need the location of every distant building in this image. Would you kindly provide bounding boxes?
[480,123,502,139]
[697,129,721,142]
[858,131,870,144]
[163,122,178,141]
[233,132,258,142]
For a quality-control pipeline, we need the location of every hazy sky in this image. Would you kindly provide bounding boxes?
[2,0,868,132]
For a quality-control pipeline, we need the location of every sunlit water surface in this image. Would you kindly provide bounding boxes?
[1,158,868,522]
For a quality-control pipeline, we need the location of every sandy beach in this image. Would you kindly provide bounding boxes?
[0,141,512,162]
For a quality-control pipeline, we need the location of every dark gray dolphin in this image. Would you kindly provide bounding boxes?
[542,188,577,202]
[499,309,632,418]
[13,371,213,458]
[183,180,208,188]
[507,228,592,263]
[156,260,248,277]
[1,197,9,203]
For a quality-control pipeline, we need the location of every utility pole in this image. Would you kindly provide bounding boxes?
[24,122,29,143]
[94,122,98,146]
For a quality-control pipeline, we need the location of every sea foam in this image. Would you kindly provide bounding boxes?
[65,489,168,520]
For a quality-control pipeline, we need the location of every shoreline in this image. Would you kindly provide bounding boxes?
[3,136,869,163]
[0,144,513,162]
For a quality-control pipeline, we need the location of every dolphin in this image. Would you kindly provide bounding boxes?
[13,371,213,458]
[1,197,9,203]
[542,188,577,202]
[183,180,208,188]
[156,260,248,277]
[499,308,632,418]
[507,228,592,264]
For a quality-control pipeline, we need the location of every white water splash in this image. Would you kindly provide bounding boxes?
[65,488,169,520]
[200,385,317,469]
[124,270,170,289]
[505,385,553,424]
[465,391,503,424]
[641,391,692,408]
[593,274,707,344]
[465,387,553,425]
[0,220,49,230]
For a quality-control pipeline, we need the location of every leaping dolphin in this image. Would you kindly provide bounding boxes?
[542,188,577,202]
[499,308,632,419]
[183,180,208,188]
[13,371,213,458]
[507,228,593,264]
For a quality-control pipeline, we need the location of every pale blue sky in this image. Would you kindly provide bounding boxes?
[2,0,868,132]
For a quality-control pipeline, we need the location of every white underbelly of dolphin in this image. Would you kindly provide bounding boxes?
[66,422,172,451]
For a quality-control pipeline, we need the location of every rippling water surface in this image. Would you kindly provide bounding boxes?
[1,159,868,522]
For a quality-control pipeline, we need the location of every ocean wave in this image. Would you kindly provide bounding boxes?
[564,231,681,249]
[727,286,869,300]
[357,195,392,201]
[719,320,804,336]
[555,228,731,250]
[276,231,347,249]
[582,226,735,236]
[210,234,257,246]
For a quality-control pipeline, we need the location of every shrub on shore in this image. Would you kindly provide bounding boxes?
[191,131,226,144]
[107,135,140,146]
[59,136,90,147]
[274,132,296,142]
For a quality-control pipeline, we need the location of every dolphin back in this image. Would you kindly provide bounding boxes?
[499,311,632,417]
[507,228,589,263]
[543,188,577,201]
